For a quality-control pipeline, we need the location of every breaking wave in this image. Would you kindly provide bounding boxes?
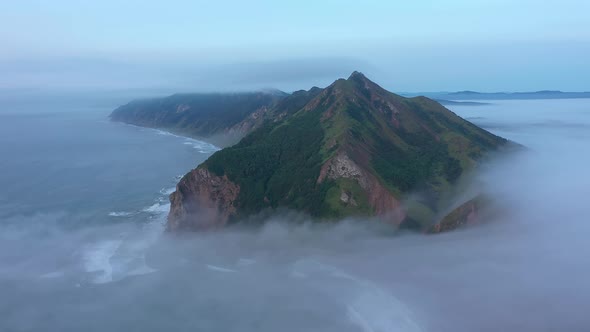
[151,128,220,153]
[142,202,171,214]
[182,138,219,153]
[108,211,135,217]
[159,187,176,195]
[82,239,122,284]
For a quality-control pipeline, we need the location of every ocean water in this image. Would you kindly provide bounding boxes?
[1,97,590,332]
[0,99,218,284]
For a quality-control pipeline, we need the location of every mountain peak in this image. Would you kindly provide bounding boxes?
[344,71,389,96]
[348,71,368,81]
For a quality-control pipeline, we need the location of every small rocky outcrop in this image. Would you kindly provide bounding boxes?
[427,196,482,234]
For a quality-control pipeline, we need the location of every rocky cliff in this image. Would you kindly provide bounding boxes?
[168,168,240,231]
[166,72,508,231]
[427,196,482,234]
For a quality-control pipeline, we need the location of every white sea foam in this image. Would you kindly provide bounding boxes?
[100,164,173,283]
[108,211,135,217]
[83,240,122,284]
[83,221,162,285]
[159,187,175,195]
[142,203,170,214]
[183,138,220,154]
[155,129,175,137]
[149,128,220,153]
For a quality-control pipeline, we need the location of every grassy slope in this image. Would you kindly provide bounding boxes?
[198,74,507,226]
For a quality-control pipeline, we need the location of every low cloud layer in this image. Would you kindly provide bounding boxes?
[1,99,590,331]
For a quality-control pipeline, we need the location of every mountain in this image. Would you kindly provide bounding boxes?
[434,99,491,106]
[167,72,508,231]
[413,90,590,101]
[110,91,289,146]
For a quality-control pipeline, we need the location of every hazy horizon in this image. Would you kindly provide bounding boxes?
[1,1,589,92]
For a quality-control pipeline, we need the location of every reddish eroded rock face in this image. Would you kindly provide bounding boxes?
[365,178,405,224]
[428,197,481,234]
[167,168,240,232]
[317,153,406,225]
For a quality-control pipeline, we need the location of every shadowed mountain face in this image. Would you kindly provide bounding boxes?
[166,72,507,231]
[109,88,327,147]
[110,91,288,146]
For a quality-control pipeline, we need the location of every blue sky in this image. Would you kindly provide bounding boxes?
[1,0,589,92]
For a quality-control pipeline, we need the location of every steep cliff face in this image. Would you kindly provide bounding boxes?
[167,72,508,231]
[168,168,240,231]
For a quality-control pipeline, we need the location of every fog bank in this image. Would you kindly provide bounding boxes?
[1,99,590,331]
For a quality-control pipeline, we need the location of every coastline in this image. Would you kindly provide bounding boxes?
[111,120,222,153]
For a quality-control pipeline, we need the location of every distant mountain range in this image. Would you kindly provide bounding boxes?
[405,90,590,101]
[112,72,510,233]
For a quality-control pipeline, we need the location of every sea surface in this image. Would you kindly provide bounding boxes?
[1,97,589,331]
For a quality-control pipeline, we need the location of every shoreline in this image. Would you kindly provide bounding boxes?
[111,119,222,152]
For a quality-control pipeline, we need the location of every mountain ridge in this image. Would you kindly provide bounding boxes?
[110,91,287,147]
[167,72,508,231]
[110,87,590,145]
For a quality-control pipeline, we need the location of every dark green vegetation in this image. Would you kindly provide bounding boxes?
[193,72,507,228]
[110,88,327,147]
[206,108,328,217]
[110,91,287,145]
